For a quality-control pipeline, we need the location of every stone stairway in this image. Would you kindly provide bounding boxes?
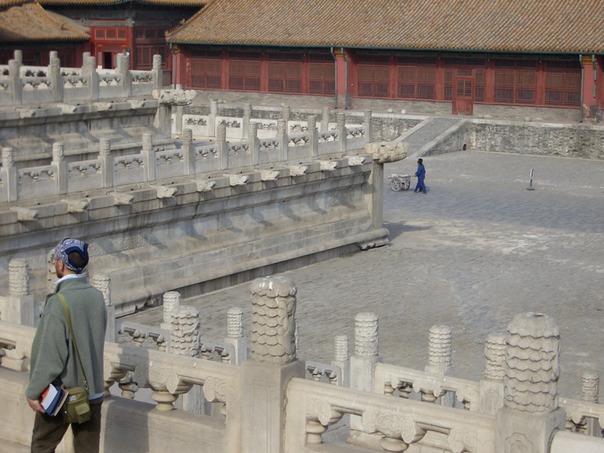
[401,117,466,158]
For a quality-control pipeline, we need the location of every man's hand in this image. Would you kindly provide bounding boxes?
[27,398,45,414]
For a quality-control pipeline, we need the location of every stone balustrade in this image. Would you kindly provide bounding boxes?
[0,110,371,203]
[1,300,604,451]
[0,50,161,107]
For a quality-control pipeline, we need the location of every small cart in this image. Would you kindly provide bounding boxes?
[387,174,412,192]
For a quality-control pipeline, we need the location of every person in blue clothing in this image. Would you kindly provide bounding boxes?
[414,158,427,193]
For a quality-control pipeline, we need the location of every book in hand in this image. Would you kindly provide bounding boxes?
[41,383,68,416]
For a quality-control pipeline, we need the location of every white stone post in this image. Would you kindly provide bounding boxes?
[2,147,18,202]
[9,59,22,105]
[580,371,600,435]
[495,312,565,453]
[277,119,289,161]
[161,291,181,331]
[116,52,132,97]
[52,142,67,195]
[349,312,380,438]
[321,106,330,131]
[49,51,63,103]
[307,115,318,158]
[223,307,247,365]
[242,103,252,139]
[152,54,163,91]
[81,52,99,101]
[480,332,506,414]
[208,99,218,138]
[364,110,373,143]
[249,122,260,166]
[181,128,194,175]
[98,139,113,188]
[1,259,35,326]
[241,276,305,453]
[332,334,350,387]
[90,274,114,342]
[141,132,156,182]
[337,111,347,154]
[424,325,454,405]
[217,123,228,170]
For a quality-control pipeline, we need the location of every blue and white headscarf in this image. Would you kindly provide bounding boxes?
[52,238,89,273]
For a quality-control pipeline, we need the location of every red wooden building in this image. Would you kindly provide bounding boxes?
[167,0,604,119]
[1,0,206,78]
[0,0,89,66]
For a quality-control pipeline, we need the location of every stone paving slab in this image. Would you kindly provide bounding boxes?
[127,151,604,399]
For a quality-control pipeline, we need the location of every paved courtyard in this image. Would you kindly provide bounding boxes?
[128,150,604,399]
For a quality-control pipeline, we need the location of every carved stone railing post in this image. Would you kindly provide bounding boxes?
[81,52,99,101]
[336,111,347,154]
[349,312,380,438]
[98,138,113,188]
[9,58,22,105]
[241,276,305,453]
[496,312,565,453]
[49,51,63,103]
[1,258,35,326]
[332,334,350,387]
[424,324,453,404]
[52,142,67,195]
[181,128,194,175]
[217,122,228,170]
[2,147,18,202]
[364,110,373,143]
[116,52,132,97]
[307,115,318,158]
[90,274,115,341]
[161,291,181,331]
[152,54,162,91]
[224,307,247,365]
[170,305,202,413]
[242,103,252,139]
[576,371,600,435]
[480,332,506,414]
[208,99,218,138]
[277,119,289,161]
[321,106,330,131]
[141,132,156,182]
[249,122,260,166]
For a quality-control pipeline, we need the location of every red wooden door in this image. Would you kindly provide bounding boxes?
[453,77,474,115]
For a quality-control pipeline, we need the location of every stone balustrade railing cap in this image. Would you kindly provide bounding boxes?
[507,312,559,338]
[250,275,296,298]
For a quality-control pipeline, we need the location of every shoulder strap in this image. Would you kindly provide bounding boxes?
[56,293,89,391]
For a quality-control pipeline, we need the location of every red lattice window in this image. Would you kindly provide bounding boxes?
[228,60,260,91]
[189,58,222,89]
[308,62,335,95]
[545,62,581,106]
[397,65,436,100]
[494,61,537,104]
[268,62,301,93]
[357,64,389,97]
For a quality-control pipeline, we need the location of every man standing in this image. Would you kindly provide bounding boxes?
[414,158,427,193]
[26,238,107,453]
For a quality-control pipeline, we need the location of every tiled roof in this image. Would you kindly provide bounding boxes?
[39,0,207,6]
[168,0,604,54]
[0,1,89,41]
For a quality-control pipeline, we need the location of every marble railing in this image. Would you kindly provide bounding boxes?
[0,50,161,106]
[0,116,370,203]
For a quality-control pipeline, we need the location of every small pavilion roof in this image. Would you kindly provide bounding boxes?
[168,0,604,54]
[0,0,88,42]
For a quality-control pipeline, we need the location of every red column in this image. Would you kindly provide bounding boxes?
[581,55,596,118]
[173,45,186,89]
[596,56,604,113]
[333,48,349,109]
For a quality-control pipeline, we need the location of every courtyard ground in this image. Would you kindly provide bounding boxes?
[128,150,604,399]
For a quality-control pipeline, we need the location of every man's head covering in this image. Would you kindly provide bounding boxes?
[52,238,89,273]
[418,158,423,164]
